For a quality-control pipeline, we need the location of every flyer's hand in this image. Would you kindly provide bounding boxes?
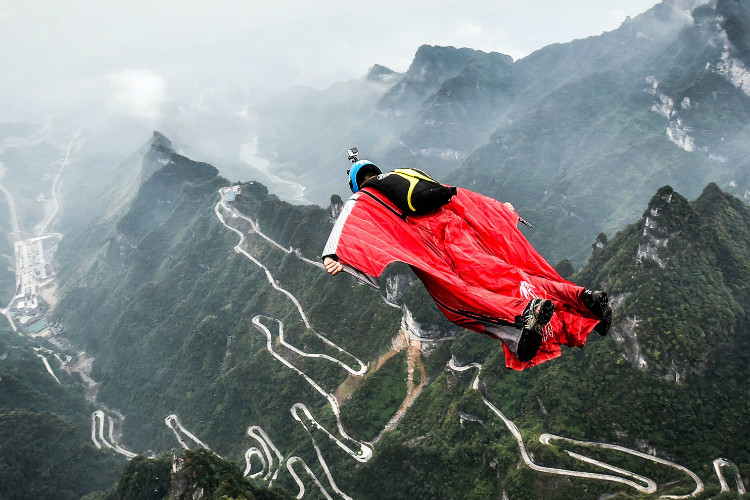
[503,201,533,227]
[324,257,344,276]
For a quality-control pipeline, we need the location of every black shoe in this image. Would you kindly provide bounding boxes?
[581,289,611,336]
[517,327,542,362]
[594,307,612,336]
[517,298,554,361]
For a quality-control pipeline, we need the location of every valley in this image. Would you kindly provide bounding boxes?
[0,2,747,498]
[211,184,746,498]
[2,144,746,499]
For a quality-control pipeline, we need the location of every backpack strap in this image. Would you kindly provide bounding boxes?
[391,168,438,212]
[360,188,407,221]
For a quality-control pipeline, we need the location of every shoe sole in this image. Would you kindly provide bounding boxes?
[588,291,610,336]
[536,299,554,326]
[597,292,609,311]
[526,298,554,332]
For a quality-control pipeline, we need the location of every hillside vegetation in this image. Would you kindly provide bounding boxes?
[42,135,750,499]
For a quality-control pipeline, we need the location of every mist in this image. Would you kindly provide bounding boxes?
[2,0,727,239]
[2,1,661,112]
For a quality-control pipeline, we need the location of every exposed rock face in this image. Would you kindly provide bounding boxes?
[385,272,415,304]
[636,188,683,268]
[171,454,204,500]
[328,194,344,223]
[612,313,649,372]
[579,183,749,381]
[141,131,176,182]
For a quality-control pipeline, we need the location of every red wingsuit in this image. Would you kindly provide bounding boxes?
[322,186,601,370]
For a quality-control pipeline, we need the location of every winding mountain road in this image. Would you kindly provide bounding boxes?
[250,315,373,462]
[35,353,61,384]
[215,187,380,497]
[215,189,363,374]
[164,414,215,454]
[0,164,21,243]
[245,425,284,482]
[0,164,20,331]
[35,128,83,235]
[244,424,334,500]
[287,456,334,500]
[214,186,745,499]
[447,357,708,498]
[713,458,746,494]
[540,434,703,499]
[91,410,137,458]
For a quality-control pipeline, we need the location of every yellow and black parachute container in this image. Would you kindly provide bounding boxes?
[363,168,457,216]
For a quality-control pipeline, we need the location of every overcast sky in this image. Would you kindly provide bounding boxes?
[1,0,661,116]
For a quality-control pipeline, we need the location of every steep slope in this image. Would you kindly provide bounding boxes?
[376,45,501,118]
[89,450,294,500]
[50,137,407,478]
[48,131,749,499]
[0,321,124,499]
[575,183,750,380]
[452,0,750,265]
[383,50,516,177]
[255,0,749,268]
[256,45,507,203]
[336,184,749,499]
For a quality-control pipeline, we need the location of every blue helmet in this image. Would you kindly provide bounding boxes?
[348,160,381,193]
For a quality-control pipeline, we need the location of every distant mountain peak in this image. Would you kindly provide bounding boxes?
[637,186,692,268]
[141,131,176,182]
[408,45,491,76]
[377,45,505,114]
[693,182,734,215]
[151,130,173,149]
[367,64,399,83]
[580,184,749,380]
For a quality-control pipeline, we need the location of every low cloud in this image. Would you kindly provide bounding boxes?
[456,21,483,39]
[109,69,166,120]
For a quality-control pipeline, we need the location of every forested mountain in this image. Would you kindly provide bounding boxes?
[21,131,744,499]
[257,0,749,265]
[0,1,748,499]
[576,183,749,380]
[91,450,294,500]
[0,321,124,499]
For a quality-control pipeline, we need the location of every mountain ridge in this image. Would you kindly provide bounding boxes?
[255,0,749,267]
[38,133,750,498]
[1,1,748,496]
[575,182,749,380]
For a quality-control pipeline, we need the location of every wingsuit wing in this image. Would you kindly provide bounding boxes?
[323,187,600,370]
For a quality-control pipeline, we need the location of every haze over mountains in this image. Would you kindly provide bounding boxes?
[257,0,749,264]
[0,0,748,499]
